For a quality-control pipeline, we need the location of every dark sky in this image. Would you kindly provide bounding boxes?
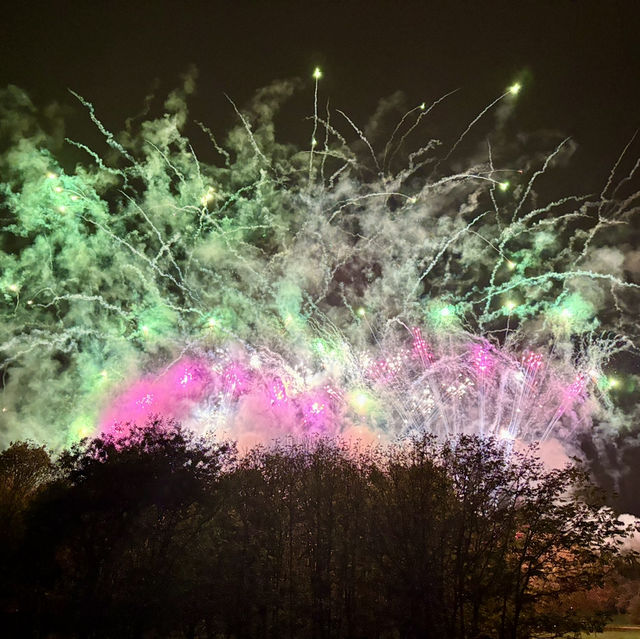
[1,0,639,178]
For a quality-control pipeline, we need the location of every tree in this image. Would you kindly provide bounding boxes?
[368,435,630,639]
[16,419,233,638]
[1,429,631,638]
[0,442,53,635]
[436,436,629,639]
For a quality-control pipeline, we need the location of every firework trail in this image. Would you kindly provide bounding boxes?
[0,71,638,450]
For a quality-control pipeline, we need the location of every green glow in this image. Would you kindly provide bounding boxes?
[499,181,510,192]
[311,337,348,366]
[312,338,327,354]
[137,305,178,340]
[349,389,376,415]
[550,293,597,334]
[508,82,522,95]
[357,307,366,317]
[203,308,237,334]
[425,301,460,331]
[596,374,620,392]
[313,67,322,80]
[67,414,95,444]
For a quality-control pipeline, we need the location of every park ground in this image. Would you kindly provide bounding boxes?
[588,632,640,638]
[585,616,640,638]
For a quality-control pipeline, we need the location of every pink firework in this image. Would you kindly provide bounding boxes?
[411,327,434,367]
[166,358,213,399]
[269,377,288,406]
[471,343,494,377]
[300,390,333,434]
[101,357,214,435]
[564,373,588,403]
[367,358,396,383]
[222,363,251,397]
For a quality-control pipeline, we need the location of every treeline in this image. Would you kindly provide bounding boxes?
[0,421,634,639]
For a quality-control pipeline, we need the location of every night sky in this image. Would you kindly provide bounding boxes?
[2,0,640,512]
[2,0,638,176]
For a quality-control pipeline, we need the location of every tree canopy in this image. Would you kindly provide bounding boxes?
[0,423,634,639]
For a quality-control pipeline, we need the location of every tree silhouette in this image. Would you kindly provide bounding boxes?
[1,425,633,639]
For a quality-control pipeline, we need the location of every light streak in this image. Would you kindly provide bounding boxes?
[0,76,637,452]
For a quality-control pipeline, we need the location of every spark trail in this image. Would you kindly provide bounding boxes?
[0,74,638,450]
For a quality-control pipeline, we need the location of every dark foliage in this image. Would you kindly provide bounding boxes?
[0,423,632,639]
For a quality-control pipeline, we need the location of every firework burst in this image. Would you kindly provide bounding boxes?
[0,72,638,449]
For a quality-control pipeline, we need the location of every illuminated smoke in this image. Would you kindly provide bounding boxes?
[0,73,638,451]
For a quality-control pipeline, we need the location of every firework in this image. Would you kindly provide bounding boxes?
[0,72,638,448]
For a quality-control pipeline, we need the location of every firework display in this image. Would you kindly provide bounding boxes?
[1,72,638,449]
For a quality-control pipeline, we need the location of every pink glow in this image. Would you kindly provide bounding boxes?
[366,327,433,383]
[411,327,434,366]
[222,363,251,397]
[564,373,587,403]
[471,343,494,377]
[300,390,333,434]
[367,358,395,383]
[101,357,214,436]
[522,350,543,371]
[269,376,288,406]
[166,358,214,398]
